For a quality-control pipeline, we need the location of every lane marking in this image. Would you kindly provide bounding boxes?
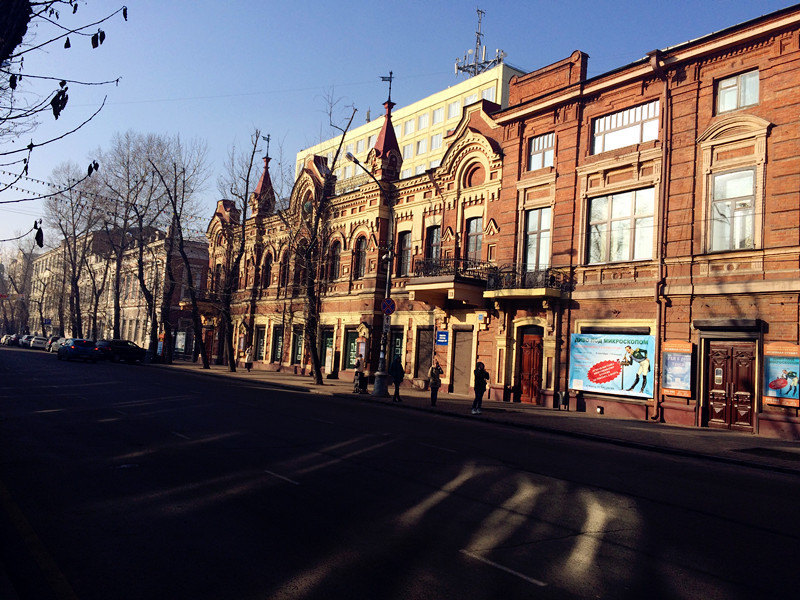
[263,470,300,486]
[460,550,547,587]
[417,442,458,453]
[114,410,127,416]
[171,431,190,440]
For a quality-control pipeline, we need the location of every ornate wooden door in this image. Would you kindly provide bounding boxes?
[520,334,543,404]
[706,341,755,431]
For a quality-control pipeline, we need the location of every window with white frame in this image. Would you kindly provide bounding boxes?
[430,133,443,151]
[356,139,365,153]
[528,132,554,171]
[432,107,444,125]
[465,217,483,261]
[343,165,352,179]
[416,138,427,155]
[367,134,376,148]
[592,100,659,154]
[481,87,496,102]
[404,120,414,136]
[345,143,354,155]
[465,93,478,105]
[587,187,654,264]
[415,165,426,175]
[447,100,461,119]
[716,70,759,114]
[418,113,429,130]
[394,125,401,138]
[401,168,412,179]
[402,144,412,160]
[429,158,441,169]
[709,168,755,252]
[525,207,552,271]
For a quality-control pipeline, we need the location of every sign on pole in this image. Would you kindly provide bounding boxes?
[381,298,396,316]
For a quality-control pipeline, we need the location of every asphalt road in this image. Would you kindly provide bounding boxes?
[1,346,798,599]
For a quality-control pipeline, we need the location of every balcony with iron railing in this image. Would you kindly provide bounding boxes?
[406,257,495,307]
[484,265,574,299]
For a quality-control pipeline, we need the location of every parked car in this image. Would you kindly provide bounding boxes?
[49,337,67,353]
[94,339,146,363]
[0,334,9,345]
[18,335,34,347]
[57,339,97,362]
[29,336,48,350]
[45,335,61,351]
[3,334,19,346]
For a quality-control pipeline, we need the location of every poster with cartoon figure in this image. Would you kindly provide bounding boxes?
[569,334,656,399]
[763,343,800,408]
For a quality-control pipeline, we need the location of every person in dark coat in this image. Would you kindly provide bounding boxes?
[389,356,404,402]
[428,359,443,407]
[471,361,490,415]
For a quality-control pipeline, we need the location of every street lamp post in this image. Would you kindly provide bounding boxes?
[345,152,394,397]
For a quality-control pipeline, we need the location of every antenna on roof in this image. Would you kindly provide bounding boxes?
[455,8,506,78]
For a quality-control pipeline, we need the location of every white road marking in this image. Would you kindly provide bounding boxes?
[417,442,458,453]
[460,550,547,587]
[171,431,190,440]
[264,469,300,485]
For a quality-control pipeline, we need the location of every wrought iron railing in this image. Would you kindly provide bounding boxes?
[486,266,574,293]
[413,258,496,281]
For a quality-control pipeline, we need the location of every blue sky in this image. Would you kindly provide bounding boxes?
[1,0,796,244]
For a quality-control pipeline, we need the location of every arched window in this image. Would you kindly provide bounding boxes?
[329,241,341,280]
[353,237,366,279]
[425,225,441,261]
[396,231,412,276]
[293,241,308,296]
[278,252,290,289]
[261,254,273,288]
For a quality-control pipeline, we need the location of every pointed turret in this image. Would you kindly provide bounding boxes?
[250,157,276,216]
[368,99,402,182]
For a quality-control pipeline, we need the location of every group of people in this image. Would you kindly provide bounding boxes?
[358,355,491,414]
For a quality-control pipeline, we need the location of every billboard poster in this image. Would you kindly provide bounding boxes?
[763,343,800,408]
[661,340,693,398]
[569,333,656,399]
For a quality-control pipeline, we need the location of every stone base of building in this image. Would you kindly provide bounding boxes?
[757,412,800,441]
[661,399,698,427]
[573,391,652,420]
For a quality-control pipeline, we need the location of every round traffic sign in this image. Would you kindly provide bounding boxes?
[381,297,396,315]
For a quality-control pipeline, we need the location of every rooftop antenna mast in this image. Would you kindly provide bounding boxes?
[455,8,507,78]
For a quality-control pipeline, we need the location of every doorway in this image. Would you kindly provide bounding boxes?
[451,328,474,395]
[518,325,543,404]
[704,340,755,431]
[415,327,434,379]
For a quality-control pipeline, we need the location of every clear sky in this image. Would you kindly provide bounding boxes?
[1,0,796,246]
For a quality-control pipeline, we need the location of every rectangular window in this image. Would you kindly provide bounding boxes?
[343,165,352,179]
[592,100,659,154]
[587,187,654,264]
[528,132,554,171]
[709,169,755,252]
[430,133,443,151]
[465,93,478,105]
[429,158,441,169]
[400,168,412,179]
[525,207,552,271]
[402,144,413,159]
[717,70,759,114]
[447,100,461,119]
[345,143,354,155]
[418,113,429,130]
[465,217,483,261]
[416,138,427,155]
[425,225,441,260]
[415,165,426,175]
[432,107,444,125]
[397,231,412,276]
[356,139,365,153]
[481,87,496,102]
[367,134,376,148]
[404,120,414,136]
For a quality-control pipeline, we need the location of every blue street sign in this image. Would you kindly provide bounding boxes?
[381,298,396,315]
[43,318,52,325]
[435,331,449,346]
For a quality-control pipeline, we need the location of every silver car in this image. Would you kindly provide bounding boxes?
[30,336,48,350]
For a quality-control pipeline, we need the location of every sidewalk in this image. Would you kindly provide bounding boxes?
[154,361,800,476]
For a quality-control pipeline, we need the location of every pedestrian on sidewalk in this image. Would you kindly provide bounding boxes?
[389,355,404,402]
[244,345,254,373]
[354,353,365,393]
[471,361,489,415]
[428,359,443,407]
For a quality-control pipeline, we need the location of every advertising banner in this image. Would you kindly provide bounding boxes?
[569,333,655,399]
[763,343,800,408]
[661,340,693,398]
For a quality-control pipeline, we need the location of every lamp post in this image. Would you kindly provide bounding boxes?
[345,151,394,397]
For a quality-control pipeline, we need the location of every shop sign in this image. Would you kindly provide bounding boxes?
[763,343,800,408]
[661,340,693,398]
[569,333,655,399]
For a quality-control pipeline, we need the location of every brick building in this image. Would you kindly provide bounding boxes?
[206,4,800,439]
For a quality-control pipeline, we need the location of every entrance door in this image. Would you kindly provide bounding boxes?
[452,329,474,395]
[705,341,755,431]
[519,333,543,404]
[415,327,434,378]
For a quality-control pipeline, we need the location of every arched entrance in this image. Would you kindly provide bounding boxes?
[518,325,544,404]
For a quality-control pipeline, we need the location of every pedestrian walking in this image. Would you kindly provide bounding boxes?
[244,345,254,373]
[389,355,404,402]
[471,361,489,414]
[428,359,443,407]
[354,353,365,393]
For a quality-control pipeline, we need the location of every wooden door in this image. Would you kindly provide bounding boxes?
[520,334,543,404]
[705,341,755,431]
[452,329,474,395]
